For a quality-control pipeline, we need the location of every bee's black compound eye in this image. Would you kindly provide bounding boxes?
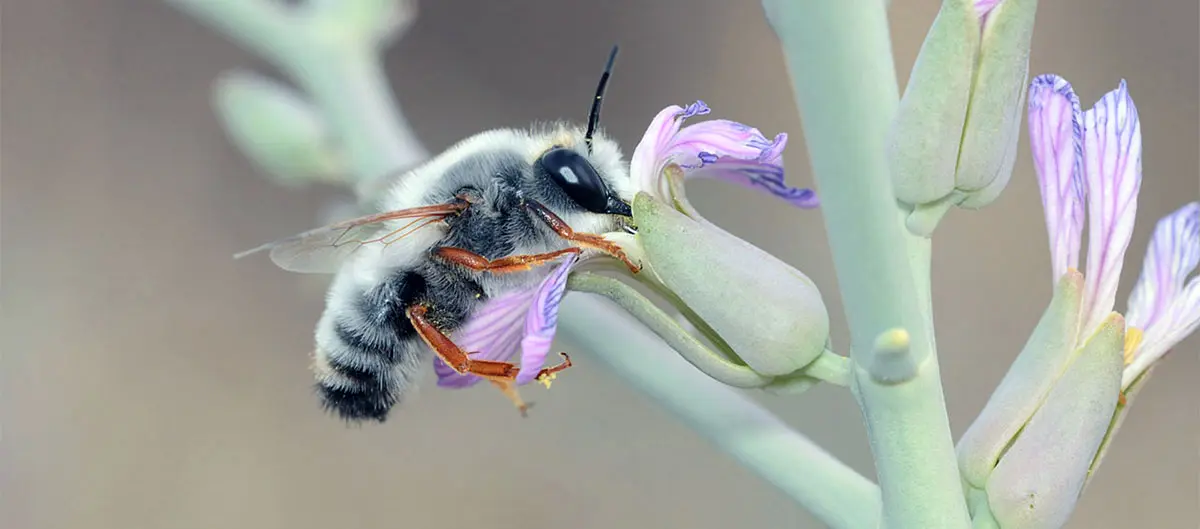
[538,147,612,214]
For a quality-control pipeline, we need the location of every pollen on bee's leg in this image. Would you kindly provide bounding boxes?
[533,353,573,390]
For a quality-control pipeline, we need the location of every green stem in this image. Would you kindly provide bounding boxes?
[568,271,852,389]
[165,0,428,202]
[558,294,882,529]
[567,272,773,387]
[762,1,969,528]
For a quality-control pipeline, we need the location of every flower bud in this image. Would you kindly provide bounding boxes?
[888,0,1039,234]
[985,313,1124,529]
[632,193,830,376]
[955,0,1037,210]
[956,269,1083,487]
[213,70,343,186]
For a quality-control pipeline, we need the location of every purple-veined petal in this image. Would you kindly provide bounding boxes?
[630,101,711,197]
[1157,277,1200,350]
[1126,202,1200,330]
[690,158,819,209]
[1124,203,1200,383]
[1081,80,1142,336]
[669,119,785,169]
[515,253,579,385]
[667,119,816,208]
[435,289,536,388]
[1126,276,1200,388]
[1028,74,1085,283]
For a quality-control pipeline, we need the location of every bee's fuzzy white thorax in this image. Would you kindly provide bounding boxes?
[337,124,631,291]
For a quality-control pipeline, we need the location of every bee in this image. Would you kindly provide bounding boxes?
[237,47,641,423]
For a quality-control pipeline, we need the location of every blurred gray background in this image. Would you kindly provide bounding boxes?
[3,1,1197,528]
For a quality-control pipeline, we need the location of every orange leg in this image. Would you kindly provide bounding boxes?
[523,199,641,274]
[406,304,573,416]
[434,246,582,274]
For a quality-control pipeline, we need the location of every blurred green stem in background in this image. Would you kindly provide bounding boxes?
[762,1,970,528]
[166,0,885,527]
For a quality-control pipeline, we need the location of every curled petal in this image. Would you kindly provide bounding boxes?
[1081,80,1142,335]
[630,101,815,208]
[515,253,578,385]
[691,159,818,208]
[670,119,785,169]
[1028,74,1085,283]
[630,101,710,197]
[1126,202,1200,329]
[669,123,817,208]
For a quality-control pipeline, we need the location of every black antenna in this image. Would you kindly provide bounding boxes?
[584,45,619,154]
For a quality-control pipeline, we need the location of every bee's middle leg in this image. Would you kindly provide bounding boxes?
[433,246,581,274]
[405,304,572,416]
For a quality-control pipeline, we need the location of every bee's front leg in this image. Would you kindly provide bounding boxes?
[522,199,641,273]
[405,304,572,416]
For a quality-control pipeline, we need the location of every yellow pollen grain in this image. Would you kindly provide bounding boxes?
[537,372,557,389]
[1123,327,1144,366]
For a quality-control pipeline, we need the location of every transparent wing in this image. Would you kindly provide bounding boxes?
[234,202,466,274]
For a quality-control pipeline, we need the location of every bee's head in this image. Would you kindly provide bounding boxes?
[535,45,632,218]
[536,143,631,218]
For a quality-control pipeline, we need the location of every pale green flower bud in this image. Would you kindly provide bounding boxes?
[888,0,1038,235]
[984,313,1125,529]
[957,269,1083,487]
[632,192,830,377]
[213,70,344,186]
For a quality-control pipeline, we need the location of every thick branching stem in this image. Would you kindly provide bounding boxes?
[761,1,970,527]
[558,294,882,529]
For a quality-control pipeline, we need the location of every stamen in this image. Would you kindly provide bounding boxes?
[1123,327,1144,365]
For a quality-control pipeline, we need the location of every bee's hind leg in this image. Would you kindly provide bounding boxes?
[406,304,573,416]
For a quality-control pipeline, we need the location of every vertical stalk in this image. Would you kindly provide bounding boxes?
[761,1,970,527]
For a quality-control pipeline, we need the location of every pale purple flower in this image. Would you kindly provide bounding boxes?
[1030,75,1141,340]
[1123,202,1200,388]
[629,100,818,209]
